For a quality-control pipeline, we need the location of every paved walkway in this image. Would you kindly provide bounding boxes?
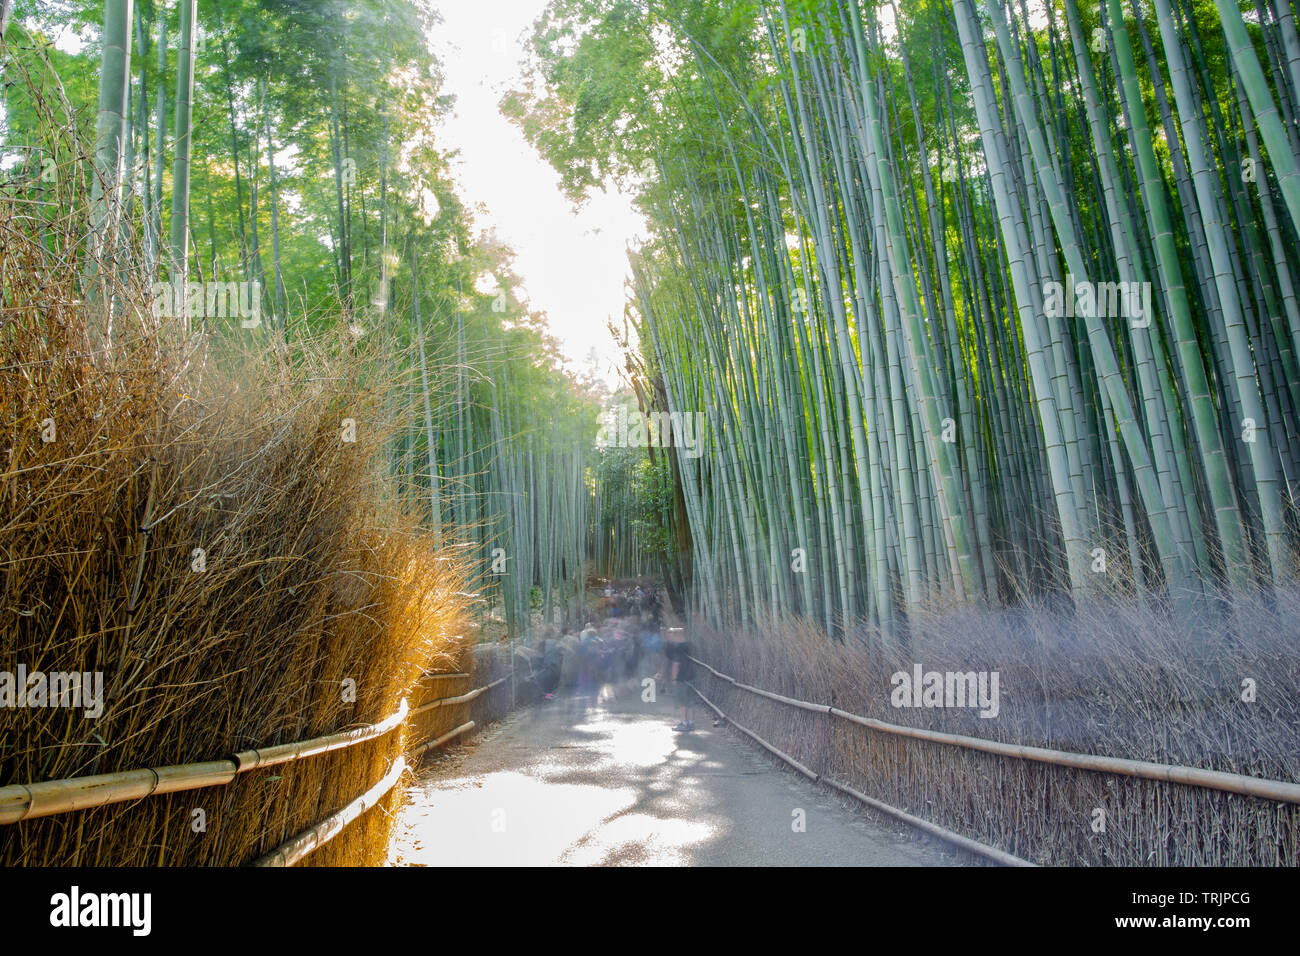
[389,681,969,866]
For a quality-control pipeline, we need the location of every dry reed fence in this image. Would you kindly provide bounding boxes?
[691,595,1300,866]
[407,643,514,756]
[0,62,514,865]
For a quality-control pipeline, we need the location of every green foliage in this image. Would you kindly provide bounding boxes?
[514,0,1300,638]
[1,0,605,639]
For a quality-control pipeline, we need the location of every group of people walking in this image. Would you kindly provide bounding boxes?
[520,582,698,731]
[597,584,664,623]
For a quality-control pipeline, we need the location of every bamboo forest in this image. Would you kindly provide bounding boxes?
[1,0,1298,887]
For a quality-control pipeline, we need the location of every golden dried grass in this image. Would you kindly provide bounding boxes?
[0,62,469,865]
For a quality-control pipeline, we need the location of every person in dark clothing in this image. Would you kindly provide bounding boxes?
[663,628,696,731]
[624,625,643,682]
[535,636,562,699]
[578,625,602,696]
[597,624,618,685]
[643,619,664,681]
[648,593,663,627]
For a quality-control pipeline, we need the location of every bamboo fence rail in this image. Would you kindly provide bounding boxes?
[234,702,410,772]
[687,682,1035,867]
[251,757,409,867]
[2,668,513,867]
[255,675,504,865]
[412,721,476,758]
[0,699,411,825]
[688,685,819,780]
[689,656,1300,803]
[411,676,509,716]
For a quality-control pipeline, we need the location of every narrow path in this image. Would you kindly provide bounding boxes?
[389,681,970,866]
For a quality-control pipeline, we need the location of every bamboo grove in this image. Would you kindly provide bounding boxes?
[513,0,1300,640]
[1,0,607,638]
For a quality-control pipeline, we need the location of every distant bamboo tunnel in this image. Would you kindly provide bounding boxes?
[690,656,1300,804]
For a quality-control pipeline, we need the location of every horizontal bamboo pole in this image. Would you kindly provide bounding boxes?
[693,658,832,715]
[410,676,508,716]
[412,720,475,758]
[0,761,238,826]
[0,700,410,825]
[688,683,818,780]
[234,699,409,771]
[817,776,1036,867]
[691,656,1300,804]
[251,757,408,867]
[252,676,509,865]
[686,683,1032,866]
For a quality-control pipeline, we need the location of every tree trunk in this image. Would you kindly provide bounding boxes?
[168,0,196,325]
[87,0,134,348]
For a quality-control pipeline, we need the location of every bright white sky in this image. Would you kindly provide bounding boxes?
[40,2,643,387]
[428,0,647,387]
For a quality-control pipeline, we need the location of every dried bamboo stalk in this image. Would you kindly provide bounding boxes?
[0,761,238,826]
[251,757,408,867]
